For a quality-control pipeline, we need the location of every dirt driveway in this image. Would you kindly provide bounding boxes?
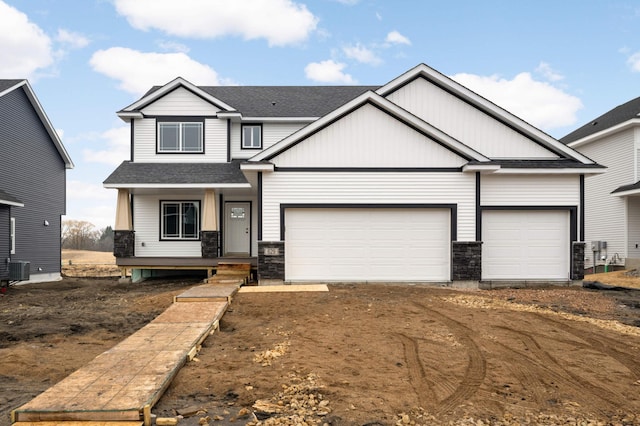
[1,277,640,426]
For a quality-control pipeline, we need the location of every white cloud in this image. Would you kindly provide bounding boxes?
[83,126,130,166]
[450,72,583,130]
[157,40,190,53]
[535,61,564,82]
[385,30,411,46]
[56,29,89,49]
[67,180,114,201]
[113,0,318,46]
[0,1,53,78]
[305,60,355,84]
[343,43,382,65]
[90,47,221,95]
[65,181,117,228]
[627,51,640,72]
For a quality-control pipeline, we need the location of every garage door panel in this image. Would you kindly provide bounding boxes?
[285,208,450,282]
[482,210,569,280]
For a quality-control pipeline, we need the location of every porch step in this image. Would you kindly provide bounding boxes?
[211,262,252,284]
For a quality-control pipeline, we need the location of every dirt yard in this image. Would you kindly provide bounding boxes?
[1,256,640,425]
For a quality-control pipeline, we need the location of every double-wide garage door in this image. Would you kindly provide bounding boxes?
[482,210,570,281]
[285,208,450,282]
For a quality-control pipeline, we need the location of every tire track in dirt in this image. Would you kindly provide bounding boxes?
[412,303,487,416]
[532,313,640,378]
[494,325,624,413]
[397,333,437,410]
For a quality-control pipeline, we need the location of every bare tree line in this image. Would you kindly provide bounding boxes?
[62,220,113,252]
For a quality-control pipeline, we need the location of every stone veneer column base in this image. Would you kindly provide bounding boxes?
[114,230,135,258]
[201,231,219,258]
[572,242,585,280]
[258,241,285,282]
[452,241,482,282]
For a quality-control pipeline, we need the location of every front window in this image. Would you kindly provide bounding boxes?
[161,201,200,240]
[158,121,203,153]
[242,124,262,149]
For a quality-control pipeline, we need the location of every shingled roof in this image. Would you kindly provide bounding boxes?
[0,79,24,93]
[104,161,248,186]
[561,95,640,144]
[143,85,379,118]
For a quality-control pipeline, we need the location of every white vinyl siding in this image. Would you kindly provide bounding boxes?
[578,129,634,262]
[273,103,466,168]
[133,194,201,256]
[231,122,308,160]
[134,118,227,162]
[285,208,450,282]
[481,175,580,206]
[262,171,475,241]
[141,87,220,116]
[482,210,570,280]
[386,78,559,159]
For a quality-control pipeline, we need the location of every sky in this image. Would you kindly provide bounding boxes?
[2,0,640,230]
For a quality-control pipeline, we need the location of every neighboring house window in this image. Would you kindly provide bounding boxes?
[158,121,203,153]
[10,217,15,254]
[242,124,262,149]
[161,201,200,240]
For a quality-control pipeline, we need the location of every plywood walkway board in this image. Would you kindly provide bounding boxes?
[12,300,229,424]
[174,283,241,303]
[13,422,143,426]
[239,284,330,293]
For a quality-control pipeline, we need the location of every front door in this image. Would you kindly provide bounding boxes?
[224,202,251,256]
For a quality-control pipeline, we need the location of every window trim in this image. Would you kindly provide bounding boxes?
[156,119,204,154]
[159,200,201,241]
[10,217,15,254]
[241,123,263,150]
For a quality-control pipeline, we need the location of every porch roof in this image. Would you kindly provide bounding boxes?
[612,180,640,196]
[103,160,249,188]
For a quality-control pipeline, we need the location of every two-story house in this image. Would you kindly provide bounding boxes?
[562,95,640,271]
[1,79,73,284]
[104,63,602,286]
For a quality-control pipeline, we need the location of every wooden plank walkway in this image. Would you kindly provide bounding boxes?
[12,277,244,426]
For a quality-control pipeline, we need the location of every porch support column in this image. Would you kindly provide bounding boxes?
[113,189,135,258]
[201,189,219,258]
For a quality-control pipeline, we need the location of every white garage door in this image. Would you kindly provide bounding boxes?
[285,208,450,282]
[482,210,570,280]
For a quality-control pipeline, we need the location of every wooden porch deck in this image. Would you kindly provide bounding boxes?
[11,278,244,426]
[115,257,258,280]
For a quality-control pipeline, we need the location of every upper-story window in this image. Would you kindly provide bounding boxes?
[242,124,262,149]
[157,120,203,153]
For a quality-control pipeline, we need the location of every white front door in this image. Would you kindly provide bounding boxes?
[224,202,250,256]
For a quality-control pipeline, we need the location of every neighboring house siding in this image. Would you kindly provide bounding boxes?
[133,194,202,257]
[230,122,307,160]
[481,175,580,206]
[133,117,227,162]
[0,206,8,280]
[140,87,220,115]
[0,87,66,277]
[386,78,559,159]
[577,129,634,262]
[273,103,466,168]
[261,171,476,241]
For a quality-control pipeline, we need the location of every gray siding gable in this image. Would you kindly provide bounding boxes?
[0,85,67,277]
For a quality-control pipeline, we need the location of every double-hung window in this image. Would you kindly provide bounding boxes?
[161,201,200,240]
[158,120,203,153]
[242,124,262,149]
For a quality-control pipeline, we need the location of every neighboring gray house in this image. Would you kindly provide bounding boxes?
[0,80,73,284]
[105,63,602,286]
[562,96,640,271]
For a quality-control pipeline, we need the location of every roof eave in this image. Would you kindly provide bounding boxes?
[567,119,640,149]
[103,183,252,189]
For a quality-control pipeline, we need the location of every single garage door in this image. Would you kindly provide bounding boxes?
[482,210,569,280]
[285,208,450,282]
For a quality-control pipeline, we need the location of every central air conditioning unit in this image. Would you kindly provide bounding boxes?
[9,261,30,281]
